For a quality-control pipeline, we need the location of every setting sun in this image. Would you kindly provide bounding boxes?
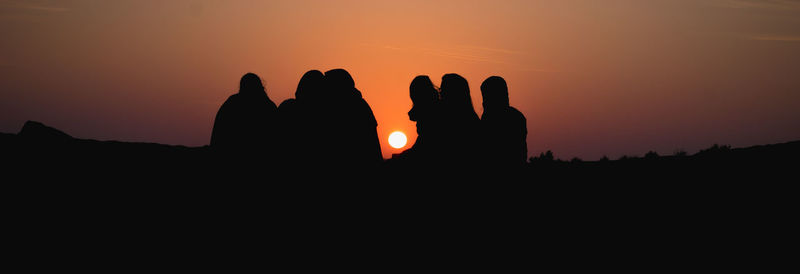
[388,131,407,149]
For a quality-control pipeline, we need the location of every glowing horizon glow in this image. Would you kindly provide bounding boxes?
[388,131,407,149]
[1,0,799,161]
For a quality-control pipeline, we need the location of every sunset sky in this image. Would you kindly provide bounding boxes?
[1,0,799,160]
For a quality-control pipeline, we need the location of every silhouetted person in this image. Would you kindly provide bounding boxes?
[278,70,325,166]
[439,73,481,167]
[324,69,383,167]
[480,76,527,167]
[277,98,300,165]
[392,75,443,166]
[210,73,278,156]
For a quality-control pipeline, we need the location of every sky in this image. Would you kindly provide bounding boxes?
[1,0,799,160]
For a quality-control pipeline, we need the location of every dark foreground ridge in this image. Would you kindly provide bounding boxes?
[2,120,797,181]
[3,121,795,266]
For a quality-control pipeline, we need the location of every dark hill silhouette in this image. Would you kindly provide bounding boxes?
[6,120,208,182]
[3,120,794,265]
[3,120,797,181]
[18,121,72,141]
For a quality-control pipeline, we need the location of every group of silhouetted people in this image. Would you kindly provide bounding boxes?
[210,69,526,170]
[211,69,381,170]
[393,74,527,169]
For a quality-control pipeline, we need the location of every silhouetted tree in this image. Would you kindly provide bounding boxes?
[543,150,554,162]
[530,150,555,165]
[700,144,731,154]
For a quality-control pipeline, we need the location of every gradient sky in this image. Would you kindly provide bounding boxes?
[1,0,799,160]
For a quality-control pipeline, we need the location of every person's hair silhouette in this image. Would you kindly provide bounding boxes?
[277,70,325,167]
[408,75,440,123]
[439,73,481,167]
[391,75,443,166]
[239,73,266,95]
[295,70,325,103]
[324,69,383,167]
[441,74,479,121]
[210,73,278,156]
[480,76,527,167]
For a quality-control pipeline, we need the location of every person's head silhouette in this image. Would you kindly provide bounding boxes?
[239,73,266,95]
[296,70,324,101]
[440,73,477,118]
[324,69,361,99]
[481,76,509,110]
[210,72,277,150]
[408,75,438,122]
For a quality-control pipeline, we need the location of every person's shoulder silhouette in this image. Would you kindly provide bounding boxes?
[210,73,278,155]
[277,98,299,144]
[277,70,325,167]
[480,76,527,167]
[324,68,383,167]
[279,70,325,123]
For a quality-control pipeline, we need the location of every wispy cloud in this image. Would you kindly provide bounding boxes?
[360,41,555,72]
[419,47,502,64]
[417,44,530,64]
[21,4,70,12]
[0,0,71,13]
[376,44,528,62]
[372,43,555,72]
[383,45,403,51]
[711,0,800,10]
[455,45,529,56]
[747,34,800,42]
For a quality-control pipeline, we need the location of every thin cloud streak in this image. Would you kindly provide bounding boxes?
[456,45,529,56]
[0,0,71,13]
[748,35,800,42]
[374,43,554,72]
[419,47,500,64]
[21,5,70,12]
[711,0,800,10]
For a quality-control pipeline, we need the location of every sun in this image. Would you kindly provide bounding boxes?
[388,131,407,149]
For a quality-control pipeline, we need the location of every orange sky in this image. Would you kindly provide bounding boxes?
[1,0,799,160]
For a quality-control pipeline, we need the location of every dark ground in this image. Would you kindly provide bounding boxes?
[3,120,796,181]
[1,121,795,268]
